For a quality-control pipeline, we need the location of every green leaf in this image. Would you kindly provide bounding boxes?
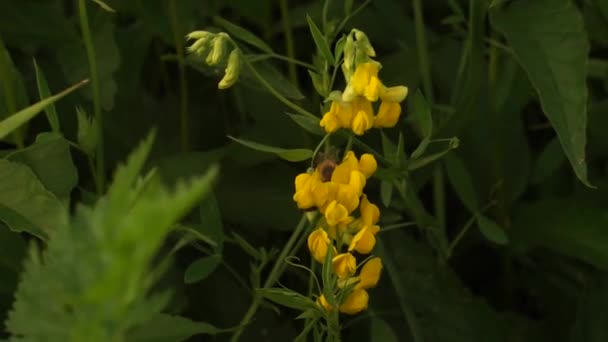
[8,132,78,200]
[410,90,433,159]
[380,181,393,208]
[128,314,222,342]
[306,15,334,65]
[228,136,313,162]
[76,106,99,157]
[214,16,273,53]
[91,0,115,12]
[286,112,324,136]
[334,35,347,65]
[33,59,60,132]
[491,0,591,186]
[512,199,608,271]
[0,159,66,239]
[308,70,326,96]
[0,79,88,139]
[370,316,399,342]
[570,275,608,342]
[198,193,224,252]
[184,254,222,284]
[476,214,508,245]
[258,288,317,311]
[444,153,478,212]
[531,137,565,184]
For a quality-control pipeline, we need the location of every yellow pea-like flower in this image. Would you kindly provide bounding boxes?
[374,101,402,128]
[352,110,372,136]
[320,111,340,133]
[357,257,383,289]
[317,294,333,311]
[293,173,315,209]
[348,225,380,254]
[332,253,357,279]
[358,154,377,178]
[339,289,369,314]
[381,85,409,103]
[360,195,380,227]
[325,200,349,226]
[308,228,332,263]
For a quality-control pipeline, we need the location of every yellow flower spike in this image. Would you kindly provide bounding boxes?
[358,154,377,178]
[374,102,402,128]
[352,110,371,136]
[360,195,380,226]
[348,225,380,254]
[317,294,333,312]
[339,289,369,314]
[308,228,332,263]
[325,200,349,226]
[320,112,340,133]
[357,257,383,289]
[293,173,315,209]
[332,253,357,279]
[381,85,409,103]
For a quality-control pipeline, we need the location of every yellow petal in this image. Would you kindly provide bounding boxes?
[332,252,357,279]
[339,289,369,314]
[317,294,333,311]
[358,154,377,178]
[348,226,379,254]
[360,195,380,226]
[336,184,360,214]
[357,257,383,289]
[307,228,331,263]
[348,170,366,195]
[294,173,312,192]
[320,112,340,133]
[334,102,354,128]
[311,179,330,208]
[374,101,402,128]
[364,76,382,102]
[381,85,408,103]
[325,200,348,226]
[352,110,371,136]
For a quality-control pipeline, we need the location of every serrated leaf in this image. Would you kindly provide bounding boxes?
[214,16,273,53]
[476,214,508,245]
[491,0,591,186]
[33,60,60,132]
[128,313,222,342]
[286,112,324,136]
[8,132,78,200]
[228,136,313,162]
[184,254,222,284]
[444,153,478,212]
[306,15,334,65]
[0,79,88,139]
[258,288,317,311]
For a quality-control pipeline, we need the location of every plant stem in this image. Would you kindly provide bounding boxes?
[229,214,311,342]
[279,0,298,85]
[168,0,189,151]
[246,53,315,70]
[78,0,104,193]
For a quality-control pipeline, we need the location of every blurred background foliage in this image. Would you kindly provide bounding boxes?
[1,0,608,341]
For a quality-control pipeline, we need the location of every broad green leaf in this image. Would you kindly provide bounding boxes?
[214,16,273,53]
[91,0,115,12]
[198,193,224,252]
[0,159,66,239]
[0,204,48,241]
[258,288,317,311]
[491,0,591,186]
[444,153,478,211]
[306,15,334,65]
[286,112,324,136]
[8,132,78,200]
[531,137,566,184]
[570,275,608,342]
[370,316,399,342]
[0,224,25,294]
[0,79,88,139]
[128,313,223,342]
[228,136,313,162]
[308,70,325,96]
[476,214,508,245]
[33,60,60,132]
[512,199,608,270]
[184,254,222,284]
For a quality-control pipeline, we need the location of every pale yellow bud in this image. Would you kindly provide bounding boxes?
[218,49,241,89]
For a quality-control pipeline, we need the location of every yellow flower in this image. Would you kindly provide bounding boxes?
[350,97,374,135]
[360,195,380,226]
[357,257,382,289]
[352,110,371,136]
[332,253,356,279]
[218,49,241,89]
[339,289,369,314]
[348,225,380,254]
[308,228,332,263]
[374,101,402,128]
[293,173,315,209]
[358,154,377,178]
[317,294,333,311]
[320,111,340,133]
[344,62,382,102]
[381,85,409,103]
[325,200,349,226]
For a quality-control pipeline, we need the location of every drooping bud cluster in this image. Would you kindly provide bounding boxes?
[293,151,383,315]
[320,29,409,135]
[186,31,241,89]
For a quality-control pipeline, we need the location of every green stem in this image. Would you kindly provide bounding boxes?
[168,0,189,151]
[78,0,105,193]
[432,164,446,242]
[246,53,315,70]
[412,0,434,102]
[230,214,311,342]
[243,59,317,119]
[311,133,331,168]
[279,0,298,85]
